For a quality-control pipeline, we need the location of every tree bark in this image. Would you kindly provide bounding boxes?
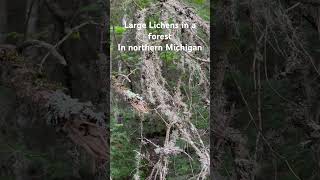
[25,0,39,39]
[0,0,7,43]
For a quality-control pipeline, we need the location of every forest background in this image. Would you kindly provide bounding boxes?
[0,0,320,180]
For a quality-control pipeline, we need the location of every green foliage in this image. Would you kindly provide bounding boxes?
[192,103,209,129]
[6,32,23,40]
[110,0,210,178]
[167,153,201,179]
[70,31,81,40]
[111,26,127,35]
[194,0,205,4]
[160,51,180,64]
[137,0,152,8]
[145,13,163,34]
[184,0,210,21]
[121,52,140,62]
[111,115,137,179]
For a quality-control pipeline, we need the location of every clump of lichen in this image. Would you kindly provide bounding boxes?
[34,76,66,91]
[0,45,20,62]
[46,90,105,126]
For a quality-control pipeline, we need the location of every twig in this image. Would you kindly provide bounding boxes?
[231,70,302,180]
[38,21,95,71]
[18,39,67,65]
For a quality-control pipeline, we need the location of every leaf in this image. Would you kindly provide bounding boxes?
[195,0,205,4]
[111,26,126,35]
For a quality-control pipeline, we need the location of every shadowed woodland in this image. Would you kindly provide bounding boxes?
[211,0,320,180]
[0,0,109,179]
[0,0,320,180]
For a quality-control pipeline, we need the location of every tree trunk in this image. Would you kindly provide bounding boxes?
[25,0,39,39]
[0,0,7,43]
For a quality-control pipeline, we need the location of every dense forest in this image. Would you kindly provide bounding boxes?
[111,0,209,179]
[0,0,109,180]
[1,0,320,180]
[211,0,320,180]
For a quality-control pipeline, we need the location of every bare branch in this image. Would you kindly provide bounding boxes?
[18,39,67,65]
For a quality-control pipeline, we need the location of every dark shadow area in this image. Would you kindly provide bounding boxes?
[0,0,109,180]
[211,0,320,179]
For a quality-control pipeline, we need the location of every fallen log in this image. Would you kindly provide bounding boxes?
[0,52,108,162]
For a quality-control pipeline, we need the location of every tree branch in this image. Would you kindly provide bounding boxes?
[44,0,70,22]
[18,39,67,65]
[0,58,108,163]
